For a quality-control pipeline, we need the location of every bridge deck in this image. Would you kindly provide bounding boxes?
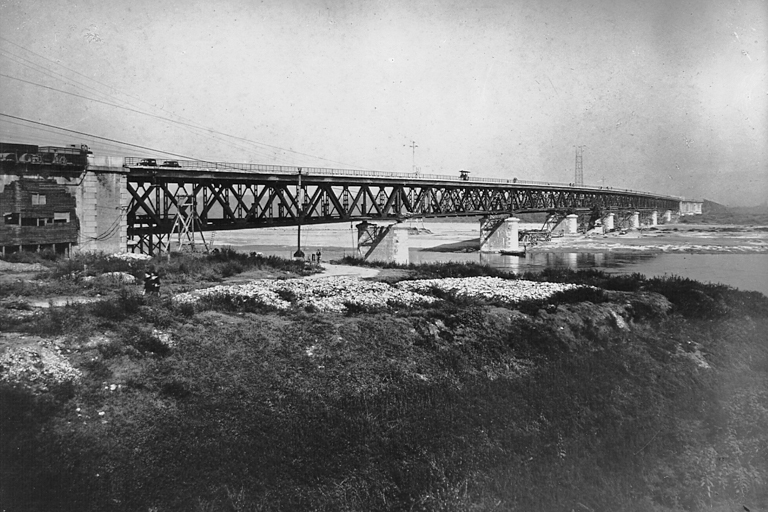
[123,158,681,254]
[124,157,676,199]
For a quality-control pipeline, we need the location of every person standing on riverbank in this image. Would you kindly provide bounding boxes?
[144,267,160,295]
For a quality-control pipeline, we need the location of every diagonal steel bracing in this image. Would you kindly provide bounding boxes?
[126,169,681,254]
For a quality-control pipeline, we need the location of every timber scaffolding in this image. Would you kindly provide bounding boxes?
[123,158,682,255]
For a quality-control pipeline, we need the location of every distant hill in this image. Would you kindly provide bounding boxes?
[702,199,729,214]
[680,199,768,225]
[732,203,768,215]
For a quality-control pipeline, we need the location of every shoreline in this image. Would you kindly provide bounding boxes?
[418,223,768,255]
[207,221,768,257]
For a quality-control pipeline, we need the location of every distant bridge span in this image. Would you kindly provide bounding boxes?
[125,158,681,254]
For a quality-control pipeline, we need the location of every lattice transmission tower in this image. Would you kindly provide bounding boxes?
[574,145,585,186]
[404,140,418,174]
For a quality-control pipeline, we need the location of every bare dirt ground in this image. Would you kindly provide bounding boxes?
[0,260,46,285]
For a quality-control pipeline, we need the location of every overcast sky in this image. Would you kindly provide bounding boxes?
[1,0,766,205]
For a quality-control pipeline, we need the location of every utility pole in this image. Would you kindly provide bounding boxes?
[294,168,304,259]
[404,140,418,174]
[574,145,585,186]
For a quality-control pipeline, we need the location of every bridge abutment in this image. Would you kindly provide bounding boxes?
[356,221,410,264]
[75,158,130,253]
[480,217,521,254]
[0,155,128,255]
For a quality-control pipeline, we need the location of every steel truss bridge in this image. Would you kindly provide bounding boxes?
[124,158,681,254]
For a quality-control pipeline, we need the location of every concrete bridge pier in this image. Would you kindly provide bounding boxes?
[663,210,672,223]
[356,221,410,264]
[649,210,658,227]
[603,212,615,232]
[480,216,521,253]
[564,214,579,235]
[630,211,640,230]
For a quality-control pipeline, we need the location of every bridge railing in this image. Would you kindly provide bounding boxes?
[123,157,682,201]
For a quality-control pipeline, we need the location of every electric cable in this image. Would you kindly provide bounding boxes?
[0,36,374,169]
[0,72,281,162]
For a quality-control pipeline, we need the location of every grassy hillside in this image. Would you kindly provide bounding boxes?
[2,254,767,511]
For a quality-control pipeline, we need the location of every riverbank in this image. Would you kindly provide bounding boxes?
[421,223,768,255]
[2,252,768,511]
[530,224,768,254]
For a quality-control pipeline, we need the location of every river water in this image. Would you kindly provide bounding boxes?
[209,222,768,297]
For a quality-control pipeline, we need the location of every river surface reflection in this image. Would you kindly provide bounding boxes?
[215,224,768,296]
[418,251,768,296]
[229,241,768,297]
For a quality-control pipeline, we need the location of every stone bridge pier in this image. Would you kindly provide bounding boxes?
[564,214,579,235]
[356,221,410,264]
[639,210,659,228]
[603,212,615,232]
[480,216,521,254]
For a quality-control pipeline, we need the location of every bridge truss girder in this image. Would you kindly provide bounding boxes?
[126,173,679,254]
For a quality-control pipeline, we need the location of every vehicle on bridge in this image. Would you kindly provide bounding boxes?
[0,142,91,167]
[161,160,180,167]
[138,158,157,166]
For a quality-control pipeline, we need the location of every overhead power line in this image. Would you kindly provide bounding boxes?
[0,113,198,160]
[0,35,373,170]
[0,71,285,162]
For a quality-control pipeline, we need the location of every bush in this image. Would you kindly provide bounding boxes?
[1,250,56,265]
[336,256,514,280]
[89,287,143,321]
[219,261,244,277]
[550,285,607,304]
[643,276,730,319]
[119,325,171,356]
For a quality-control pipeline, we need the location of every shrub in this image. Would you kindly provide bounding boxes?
[549,285,608,304]
[137,296,177,327]
[160,378,194,399]
[643,276,730,318]
[219,261,244,277]
[96,338,126,359]
[81,358,113,380]
[119,325,171,356]
[176,302,196,317]
[89,287,143,321]
[1,250,56,265]
[336,256,514,280]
